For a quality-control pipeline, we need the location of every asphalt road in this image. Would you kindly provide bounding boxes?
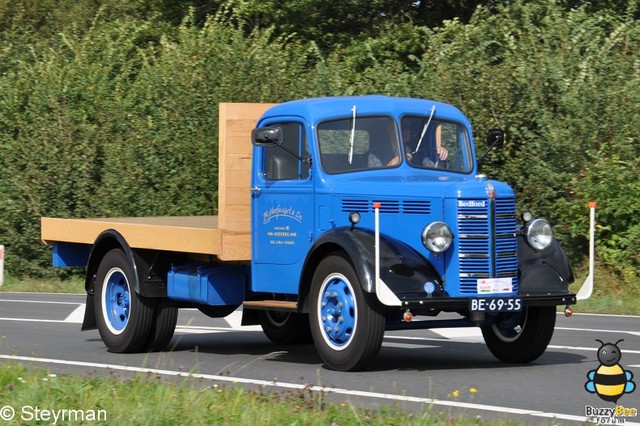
[1,292,638,424]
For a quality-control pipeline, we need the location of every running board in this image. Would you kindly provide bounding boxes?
[243,300,298,312]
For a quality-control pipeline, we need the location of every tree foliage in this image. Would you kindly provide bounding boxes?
[0,0,638,285]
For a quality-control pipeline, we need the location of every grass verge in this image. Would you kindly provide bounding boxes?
[0,274,84,294]
[0,363,515,425]
[569,265,640,315]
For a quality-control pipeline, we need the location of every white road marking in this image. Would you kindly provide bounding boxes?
[224,310,261,331]
[0,303,85,324]
[556,326,640,337]
[429,328,483,342]
[0,298,81,305]
[548,345,640,355]
[0,353,616,425]
[0,317,69,323]
[567,312,640,319]
[429,324,640,340]
[383,342,440,349]
[64,305,85,323]
[174,326,227,335]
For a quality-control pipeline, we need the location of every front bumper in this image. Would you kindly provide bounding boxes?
[396,293,577,311]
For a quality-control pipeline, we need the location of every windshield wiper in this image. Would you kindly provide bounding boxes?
[348,105,356,165]
[413,105,436,154]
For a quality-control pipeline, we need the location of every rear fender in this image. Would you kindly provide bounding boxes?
[82,230,140,331]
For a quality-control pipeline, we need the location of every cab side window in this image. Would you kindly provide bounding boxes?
[264,123,309,180]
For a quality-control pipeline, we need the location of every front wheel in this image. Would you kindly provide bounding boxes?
[94,249,154,353]
[481,306,556,363]
[309,254,385,371]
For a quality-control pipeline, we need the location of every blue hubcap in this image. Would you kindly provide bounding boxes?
[103,269,130,333]
[319,274,356,348]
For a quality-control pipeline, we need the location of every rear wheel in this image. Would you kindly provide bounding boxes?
[309,254,385,371]
[259,311,312,345]
[144,298,178,351]
[481,306,556,363]
[95,249,153,353]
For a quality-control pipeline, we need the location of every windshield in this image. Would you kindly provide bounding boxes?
[318,116,401,174]
[401,116,472,173]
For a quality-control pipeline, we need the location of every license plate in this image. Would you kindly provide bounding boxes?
[470,297,523,312]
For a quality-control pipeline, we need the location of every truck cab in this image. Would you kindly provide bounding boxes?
[248,96,576,370]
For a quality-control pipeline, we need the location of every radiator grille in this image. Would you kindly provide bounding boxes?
[458,198,518,294]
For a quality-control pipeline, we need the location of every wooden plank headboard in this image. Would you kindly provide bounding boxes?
[217,103,276,233]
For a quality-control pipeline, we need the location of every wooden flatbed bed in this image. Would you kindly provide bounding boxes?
[40,103,275,262]
[41,216,225,255]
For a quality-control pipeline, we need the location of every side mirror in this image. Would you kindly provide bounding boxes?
[486,128,504,149]
[478,128,505,166]
[252,127,281,146]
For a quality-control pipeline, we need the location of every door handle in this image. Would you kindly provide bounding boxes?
[250,187,261,194]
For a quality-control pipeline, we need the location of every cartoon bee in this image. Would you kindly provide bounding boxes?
[585,339,636,403]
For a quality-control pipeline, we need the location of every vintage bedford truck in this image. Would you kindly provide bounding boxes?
[41,96,594,371]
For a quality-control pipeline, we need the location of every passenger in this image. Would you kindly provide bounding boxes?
[366,124,401,168]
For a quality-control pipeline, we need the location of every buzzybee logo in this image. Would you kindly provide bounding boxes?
[584,339,637,424]
[585,339,636,403]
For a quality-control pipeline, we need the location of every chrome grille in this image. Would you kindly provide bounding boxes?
[495,198,518,280]
[458,198,518,294]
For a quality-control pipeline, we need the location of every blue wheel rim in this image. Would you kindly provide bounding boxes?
[102,268,131,335]
[318,273,356,349]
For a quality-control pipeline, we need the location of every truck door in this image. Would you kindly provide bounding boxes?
[251,120,313,294]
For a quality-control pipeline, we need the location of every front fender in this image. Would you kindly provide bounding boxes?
[518,235,575,296]
[300,227,444,309]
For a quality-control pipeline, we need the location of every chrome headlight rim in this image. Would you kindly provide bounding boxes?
[422,222,453,253]
[525,218,553,251]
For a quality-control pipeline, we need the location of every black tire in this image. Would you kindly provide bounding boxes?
[94,249,154,353]
[144,298,178,351]
[309,254,385,371]
[481,306,556,363]
[259,311,312,345]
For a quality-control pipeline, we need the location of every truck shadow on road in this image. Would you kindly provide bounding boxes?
[167,331,323,362]
[157,331,587,372]
[373,341,587,372]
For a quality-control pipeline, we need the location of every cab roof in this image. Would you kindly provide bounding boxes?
[258,95,470,126]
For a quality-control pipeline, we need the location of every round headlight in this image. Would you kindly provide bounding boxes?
[526,218,553,250]
[348,211,361,226]
[422,222,452,253]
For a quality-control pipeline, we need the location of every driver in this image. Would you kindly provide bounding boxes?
[402,122,449,168]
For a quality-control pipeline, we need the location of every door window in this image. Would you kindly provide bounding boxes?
[263,123,309,180]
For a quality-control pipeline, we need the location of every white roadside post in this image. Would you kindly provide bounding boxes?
[0,244,4,287]
[577,202,597,301]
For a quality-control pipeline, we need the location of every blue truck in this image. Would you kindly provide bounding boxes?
[41,96,593,371]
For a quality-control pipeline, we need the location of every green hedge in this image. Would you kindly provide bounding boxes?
[0,1,638,285]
